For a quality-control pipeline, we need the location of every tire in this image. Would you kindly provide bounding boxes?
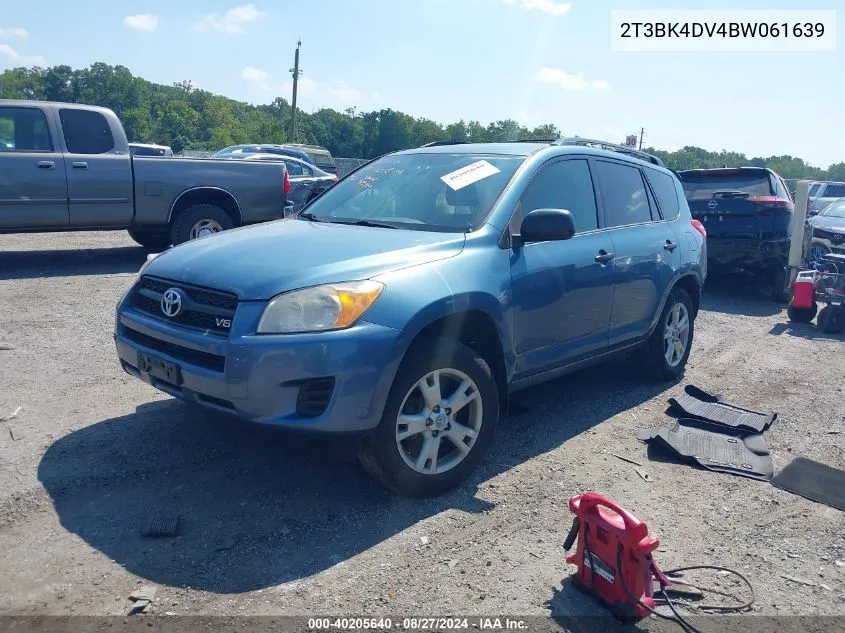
[642,287,694,381]
[787,302,818,324]
[817,305,845,334]
[770,265,792,303]
[170,204,234,245]
[358,337,500,498]
[127,228,172,252]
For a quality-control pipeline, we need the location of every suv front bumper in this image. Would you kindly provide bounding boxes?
[114,301,405,435]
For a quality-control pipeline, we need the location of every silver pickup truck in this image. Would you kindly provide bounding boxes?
[0,100,290,250]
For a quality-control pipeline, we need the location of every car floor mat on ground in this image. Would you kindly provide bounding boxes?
[771,457,845,512]
[637,420,774,481]
[666,384,776,435]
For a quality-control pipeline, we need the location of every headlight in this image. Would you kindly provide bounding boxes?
[136,251,163,278]
[256,281,385,334]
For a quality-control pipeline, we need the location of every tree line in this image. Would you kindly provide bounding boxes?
[1,62,843,181]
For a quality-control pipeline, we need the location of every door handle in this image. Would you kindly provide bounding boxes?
[595,250,615,263]
[36,161,55,169]
[300,180,313,185]
[664,240,679,252]
[72,162,88,169]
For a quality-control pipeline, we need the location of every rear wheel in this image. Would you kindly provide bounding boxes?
[127,228,172,251]
[817,305,845,334]
[358,337,499,498]
[170,204,234,245]
[642,287,694,381]
[770,265,792,303]
[787,302,817,324]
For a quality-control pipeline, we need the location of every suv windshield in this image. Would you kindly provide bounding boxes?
[302,152,524,232]
[680,171,773,201]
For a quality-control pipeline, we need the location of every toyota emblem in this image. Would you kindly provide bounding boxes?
[161,288,184,317]
[707,200,718,210]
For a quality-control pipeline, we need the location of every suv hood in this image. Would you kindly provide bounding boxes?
[142,219,466,300]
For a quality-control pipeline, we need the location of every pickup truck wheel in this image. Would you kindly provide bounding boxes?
[171,204,234,245]
[127,229,172,252]
[358,337,499,498]
[642,287,694,381]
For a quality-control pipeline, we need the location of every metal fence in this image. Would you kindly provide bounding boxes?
[177,151,369,178]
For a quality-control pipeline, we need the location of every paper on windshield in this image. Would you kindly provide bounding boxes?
[440,160,501,191]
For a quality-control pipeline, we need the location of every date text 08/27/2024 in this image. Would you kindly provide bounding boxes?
[307,617,529,631]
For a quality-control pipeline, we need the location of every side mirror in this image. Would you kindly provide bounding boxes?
[518,208,576,244]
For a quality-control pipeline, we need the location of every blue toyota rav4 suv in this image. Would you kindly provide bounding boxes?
[114,138,707,497]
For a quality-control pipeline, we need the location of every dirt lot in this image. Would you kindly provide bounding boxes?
[0,231,843,626]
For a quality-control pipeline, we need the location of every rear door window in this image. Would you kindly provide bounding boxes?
[59,109,115,154]
[285,161,303,176]
[644,169,681,220]
[0,106,53,151]
[595,161,655,227]
[809,183,822,197]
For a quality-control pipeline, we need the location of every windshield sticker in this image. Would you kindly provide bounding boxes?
[440,160,501,191]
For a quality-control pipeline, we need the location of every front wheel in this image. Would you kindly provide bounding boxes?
[642,287,694,381]
[358,337,500,498]
[170,204,234,245]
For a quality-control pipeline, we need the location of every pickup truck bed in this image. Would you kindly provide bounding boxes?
[0,100,289,249]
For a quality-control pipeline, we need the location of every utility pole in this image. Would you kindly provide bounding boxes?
[288,38,302,142]
[638,127,645,150]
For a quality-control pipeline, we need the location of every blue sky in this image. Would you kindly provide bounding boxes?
[1,0,843,167]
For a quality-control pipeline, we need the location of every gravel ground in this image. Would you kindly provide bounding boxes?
[0,231,843,628]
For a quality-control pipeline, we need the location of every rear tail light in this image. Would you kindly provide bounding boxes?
[806,197,812,216]
[332,174,339,183]
[283,168,291,194]
[749,196,793,215]
[691,219,706,238]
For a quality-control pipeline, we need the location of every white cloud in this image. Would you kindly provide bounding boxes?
[241,66,269,89]
[0,44,45,66]
[123,14,159,32]
[536,67,610,92]
[279,77,382,111]
[502,0,572,16]
[193,4,261,35]
[0,27,28,38]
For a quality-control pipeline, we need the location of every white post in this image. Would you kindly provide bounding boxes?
[788,180,811,273]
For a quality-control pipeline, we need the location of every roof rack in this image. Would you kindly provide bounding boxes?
[552,137,665,167]
[418,140,470,147]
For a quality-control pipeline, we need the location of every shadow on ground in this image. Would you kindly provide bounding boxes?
[700,273,786,318]
[38,360,672,595]
[0,247,146,280]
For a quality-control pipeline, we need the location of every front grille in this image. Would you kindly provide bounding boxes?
[130,276,238,336]
[296,377,335,417]
[123,327,226,372]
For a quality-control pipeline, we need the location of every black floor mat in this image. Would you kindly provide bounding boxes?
[771,458,845,511]
[637,420,773,481]
[667,385,776,435]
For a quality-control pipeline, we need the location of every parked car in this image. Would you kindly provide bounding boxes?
[114,138,706,497]
[215,152,338,212]
[129,142,173,157]
[677,166,794,301]
[211,143,314,165]
[804,198,845,266]
[285,143,337,174]
[807,181,845,216]
[0,100,290,250]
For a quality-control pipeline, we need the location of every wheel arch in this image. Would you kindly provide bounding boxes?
[167,187,242,226]
[647,272,702,337]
